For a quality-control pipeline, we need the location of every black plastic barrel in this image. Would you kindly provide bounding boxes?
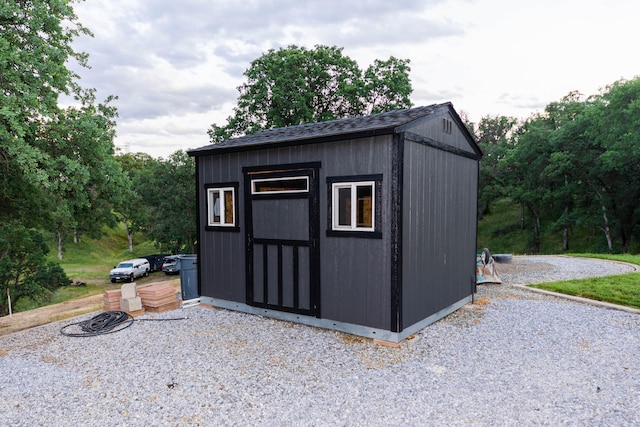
[178,255,199,300]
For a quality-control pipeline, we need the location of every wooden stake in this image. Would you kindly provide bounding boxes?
[7,288,12,318]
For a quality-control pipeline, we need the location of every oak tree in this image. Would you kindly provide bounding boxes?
[209,45,412,142]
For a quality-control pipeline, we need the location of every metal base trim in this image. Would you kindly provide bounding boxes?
[199,295,472,343]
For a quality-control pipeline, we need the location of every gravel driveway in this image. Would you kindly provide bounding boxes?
[1,256,639,426]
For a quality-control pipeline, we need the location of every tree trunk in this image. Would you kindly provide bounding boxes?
[527,206,541,254]
[562,175,570,251]
[123,222,134,253]
[594,188,613,252]
[532,215,541,254]
[57,229,63,261]
[620,232,630,254]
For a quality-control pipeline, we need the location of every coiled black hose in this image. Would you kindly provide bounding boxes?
[60,310,189,337]
[60,311,134,337]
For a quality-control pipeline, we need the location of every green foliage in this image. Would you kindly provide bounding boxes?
[584,79,640,252]
[477,199,528,254]
[13,224,158,312]
[51,223,157,281]
[364,57,413,114]
[0,222,70,315]
[0,0,124,309]
[113,153,156,252]
[44,89,123,258]
[134,151,197,254]
[478,199,639,255]
[1,1,123,254]
[0,0,90,192]
[474,115,520,217]
[475,78,640,254]
[209,45,413,142]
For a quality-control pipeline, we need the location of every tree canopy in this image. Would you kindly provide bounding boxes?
[134,151,197,254]
[1,0,90,191]
[0,0,123,313]
[474,78,640,253]
[209,45,412,142]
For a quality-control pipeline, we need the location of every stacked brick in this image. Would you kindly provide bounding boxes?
[138,284,180,313]
[103,289,122,311]
[103,283,145,316]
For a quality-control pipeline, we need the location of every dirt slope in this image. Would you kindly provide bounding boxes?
[0,275,181,337]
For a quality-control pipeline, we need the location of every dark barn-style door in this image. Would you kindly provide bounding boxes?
[244,163,320,317]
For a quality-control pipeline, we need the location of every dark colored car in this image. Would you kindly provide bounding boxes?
[162,256,180,275]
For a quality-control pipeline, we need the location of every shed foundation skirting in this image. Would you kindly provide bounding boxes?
[199,295,472,343]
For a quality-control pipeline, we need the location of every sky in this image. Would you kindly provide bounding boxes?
[66,0,640,158]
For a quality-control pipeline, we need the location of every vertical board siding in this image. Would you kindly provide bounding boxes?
[401,139,478,328]
[408,111,478,155]
[319,137,392,330]
[199,152,245,302]
[197,136,393,329]
[252,199,309,241]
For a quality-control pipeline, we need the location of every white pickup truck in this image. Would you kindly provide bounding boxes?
[109,258,150,283]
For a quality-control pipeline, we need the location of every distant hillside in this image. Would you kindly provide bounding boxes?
[46,224,159,285]
[477,199,637,255]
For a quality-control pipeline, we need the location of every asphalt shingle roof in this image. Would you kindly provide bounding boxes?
[189,103,448,155]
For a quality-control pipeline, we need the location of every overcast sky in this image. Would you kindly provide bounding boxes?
[66,0,640,158]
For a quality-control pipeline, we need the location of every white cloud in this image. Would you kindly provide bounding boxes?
[67,0,640,158]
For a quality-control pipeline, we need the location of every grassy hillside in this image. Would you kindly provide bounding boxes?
[13,200,636,313]
[477,198,638,255]
[13,225,160,312]
[49,224,159,284]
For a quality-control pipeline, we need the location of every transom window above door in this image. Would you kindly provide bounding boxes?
[251,176,309,194]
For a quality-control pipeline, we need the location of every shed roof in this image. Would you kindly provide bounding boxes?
[189,103,478,156]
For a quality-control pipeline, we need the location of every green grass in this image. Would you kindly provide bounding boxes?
[14,225,161,312]
[532,271,640,310]
[567,253,640,265]
[478,198,530,254]
[478,200,640,309]
[529,254,640,309]
[48,223,159,284]
[50,282,113,303]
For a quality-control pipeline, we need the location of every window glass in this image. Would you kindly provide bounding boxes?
[207,187,235,227]
[224,190,234,224]
[212,192,221,223]
[332,181,375,231]
[252,177,308,194]
[337,187,351,226]
[356,185,373,228]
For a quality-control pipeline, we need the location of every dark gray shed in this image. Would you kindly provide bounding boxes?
[188,103,482,342]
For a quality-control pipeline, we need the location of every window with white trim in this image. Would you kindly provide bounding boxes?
[327,175,382,238]
[251,176,309,194]
[207,186,236,227]
[332,181,375,231]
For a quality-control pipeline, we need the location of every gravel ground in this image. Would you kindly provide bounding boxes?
[1,256,639,426]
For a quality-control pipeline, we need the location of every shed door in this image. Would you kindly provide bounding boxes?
[244,164,320,317]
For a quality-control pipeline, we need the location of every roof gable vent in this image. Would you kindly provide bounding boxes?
[442,118,453,134]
